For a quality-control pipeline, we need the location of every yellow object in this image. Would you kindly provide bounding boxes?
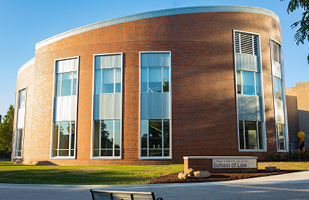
[298,131,305,154]
[298,131,305,139]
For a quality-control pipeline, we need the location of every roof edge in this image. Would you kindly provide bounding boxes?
[18,58,35,75]
[35,6,280,50]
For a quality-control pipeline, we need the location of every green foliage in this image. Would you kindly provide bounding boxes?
[286,154,292,161]
[269,154,275,161]
[281,0,309,63]
[0,105,14,153]
[292,153,300,159]
[276,154,282,161]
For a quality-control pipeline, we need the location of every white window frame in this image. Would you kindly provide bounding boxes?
[91,52,123,159]
[234,30,266,152]
[139,51,172,159]
[270,38,289,152]
[50,56,79,159]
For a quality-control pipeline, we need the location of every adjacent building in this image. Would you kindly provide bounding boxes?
[286,82,309,151]
[12,6,288,166]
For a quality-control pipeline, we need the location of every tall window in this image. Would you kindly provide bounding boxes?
[93,120,121,157]
[14,89,26,158]
[53,121,75,157]
[93,53,122,158]
[140,52,171,158]
[52,57,78,158]
[239,121,263,150]
[271,40,287,152]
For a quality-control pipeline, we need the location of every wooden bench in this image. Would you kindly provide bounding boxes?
[90,189,163,200]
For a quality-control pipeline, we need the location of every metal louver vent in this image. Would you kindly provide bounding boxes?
[235,32,240,53]
[271,41,280,63]
[235,32,259,56]
[240,34,253,55]
[254,36,259,56]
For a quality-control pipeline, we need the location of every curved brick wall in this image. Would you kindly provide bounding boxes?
[13,6,283,165]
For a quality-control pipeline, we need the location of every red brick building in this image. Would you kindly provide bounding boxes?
[12,6,288,166]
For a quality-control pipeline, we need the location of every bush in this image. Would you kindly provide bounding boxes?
[286,154,292,161]
[275,154,282,161]
[292,153,299,159]
[269,154,274,161]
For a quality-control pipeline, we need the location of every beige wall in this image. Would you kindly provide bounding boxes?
[286,82,309,150]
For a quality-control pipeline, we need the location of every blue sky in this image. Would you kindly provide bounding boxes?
[0,0,308,116]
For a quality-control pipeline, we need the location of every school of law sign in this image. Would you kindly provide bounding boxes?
[212,157,257,169]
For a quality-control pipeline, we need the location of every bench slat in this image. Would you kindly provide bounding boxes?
[90,189,158,200]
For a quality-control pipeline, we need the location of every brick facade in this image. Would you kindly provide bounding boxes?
[13,7,286,166]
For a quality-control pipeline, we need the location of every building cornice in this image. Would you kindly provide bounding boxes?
[35,6,279,50]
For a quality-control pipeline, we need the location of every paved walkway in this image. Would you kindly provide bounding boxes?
[0,171,309,200]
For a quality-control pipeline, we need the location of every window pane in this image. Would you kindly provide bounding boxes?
[163,68,169,92]
[54,122,59,150]
[101,150,112,156]
[242,71,255,95]
[163,119,170,149]
[114,120,121,150]
[94,121,100,150]
[149,68,162,92]
[56,74,61,97]
[258,122,263,149]
[141,68,147,92]
[237,71,241,94]
[101,120,113,149]
[59,122,70,150]
[61,73,72,96]
[102,69,114,93]
[255,73,260,96]
[72,72,77,95]
[95,70,102,94]
[275,77,282,100]
[278,124,285,150]
[141,119,148,149]
[71,121,75,150]
[149,119,162,156]
[59,150,69,156]
[115,68,121,93]
[19,90,26,109]
[245,121,258,149]
[239,121,244,149]
[16,129,23,152]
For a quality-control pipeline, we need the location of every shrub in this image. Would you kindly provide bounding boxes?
[286,154,292,161]
[269,154,274,161]
[276,154,282,161]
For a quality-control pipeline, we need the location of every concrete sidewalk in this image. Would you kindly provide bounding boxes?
[0,171,309,199]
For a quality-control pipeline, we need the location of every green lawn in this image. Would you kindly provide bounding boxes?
[0,161,308,185]
[0,162,183,185]
[258,161,309,171]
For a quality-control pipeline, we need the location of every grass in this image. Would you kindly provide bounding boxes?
[0,162,183,185]
[0,161,308,185]
[258,161,309,171]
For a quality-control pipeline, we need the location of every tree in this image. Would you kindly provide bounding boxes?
[0,105,14,153]
[281,0,309,63]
